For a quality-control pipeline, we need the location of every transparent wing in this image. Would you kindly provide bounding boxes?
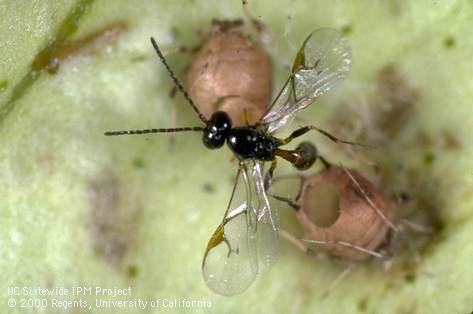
[202,165,258,296]
[251,160,280,267]
[261,28,352,133]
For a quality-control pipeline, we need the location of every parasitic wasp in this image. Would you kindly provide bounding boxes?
[105,28,353,296]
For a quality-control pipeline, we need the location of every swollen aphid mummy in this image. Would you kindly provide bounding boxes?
[296,166,395,260]
[185,20,272,125]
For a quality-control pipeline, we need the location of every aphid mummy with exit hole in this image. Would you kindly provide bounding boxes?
[105,27,355,296]
[274,165,396,261]
[185,19,272,125]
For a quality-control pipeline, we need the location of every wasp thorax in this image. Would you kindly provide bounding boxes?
[296,166,393,260]
[202,111,232,149]
[185,22,271,126]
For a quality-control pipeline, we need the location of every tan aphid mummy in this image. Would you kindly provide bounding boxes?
[296,166,394,261]
[185,21,272,126]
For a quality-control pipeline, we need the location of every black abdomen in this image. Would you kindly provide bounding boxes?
[226,127,279,161]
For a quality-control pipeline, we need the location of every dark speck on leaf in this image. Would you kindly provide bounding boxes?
[0,80,8,92]
[202,183,215,193]
[341,24,352,35]
[376,64,419,136]
[357,297,368,312]
[423,152,435,165]
[127,264,139,278]
[441,129,461,150]
[405,273,416,283]
[132,157,145,169]
[443,36,456,49]
[87,172,141,267]
[399,191,411,204]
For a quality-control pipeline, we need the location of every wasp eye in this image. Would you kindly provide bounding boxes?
[202,111,232,149]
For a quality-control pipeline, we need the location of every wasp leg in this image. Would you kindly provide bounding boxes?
[271,192,387,259]
[319,155,331,169]
[279,229,315,256]
[321,264,355,299]
[303,238,386,259]
[290,76,298,103]
[264,159,278,190]
[269,173,306,202]
[268,193,300,210]
[280,125,368,147]
[270,195,314,257]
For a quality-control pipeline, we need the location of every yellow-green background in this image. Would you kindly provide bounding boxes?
[1,1,473,313]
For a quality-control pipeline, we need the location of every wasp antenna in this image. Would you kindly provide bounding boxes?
[104,126,204,136]
[150,37,207,124]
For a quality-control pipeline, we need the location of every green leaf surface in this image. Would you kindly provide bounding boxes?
[2,1,473,313]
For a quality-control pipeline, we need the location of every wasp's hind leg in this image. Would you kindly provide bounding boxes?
[268,193,315,255]
[280,125,366,147]
[279,229,315,256]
